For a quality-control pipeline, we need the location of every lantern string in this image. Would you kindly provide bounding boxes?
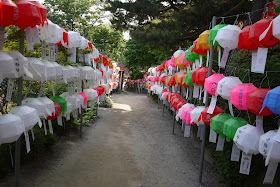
[247,110,252,124]
[217,8,264,20]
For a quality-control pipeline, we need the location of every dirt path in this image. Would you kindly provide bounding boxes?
[2,92,224,187]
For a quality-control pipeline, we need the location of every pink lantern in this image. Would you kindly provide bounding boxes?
[230,84,257,110]
[76,92,87,106]
[181,107,195,125]
[204,74,225,95]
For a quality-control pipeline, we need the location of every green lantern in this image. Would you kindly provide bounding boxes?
[210,113,233,137]
[208,24,227,46]
[223,117,248,142]
[184,46,200,62]
[184,70,194,87]
[51,96,67,115]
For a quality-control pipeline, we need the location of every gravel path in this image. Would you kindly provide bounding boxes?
[1,92,224,187]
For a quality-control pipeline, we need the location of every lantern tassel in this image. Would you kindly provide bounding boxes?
[220,47,230,68]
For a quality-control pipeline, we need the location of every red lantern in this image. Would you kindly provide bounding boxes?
[30,1,47,25]
[15,0,41,30]
[247,88,273,116]
[192,38,207,55]
[180,74,188,87]
[200,106,225,126]
[169,73,178,86]
[191,67,202,84]
[1,0,18,27]
[0,1,2,25]
[46,101,61,120]
[238,25,250,51]
[195,67,215,86]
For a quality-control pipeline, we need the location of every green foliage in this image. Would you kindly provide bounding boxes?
[74,108,97,126]
[99,96,113,108]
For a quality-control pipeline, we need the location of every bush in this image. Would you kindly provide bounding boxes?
[99,96,113,108]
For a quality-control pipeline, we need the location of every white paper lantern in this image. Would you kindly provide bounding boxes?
[24,58,46,81]
[22,98,48,118]
[0,114,24,145]
[10,106,41,131]
[83,89,94,100]
[60,92,79,109]
[273,14,280,39]
[190,106,206,125]
[234,124,264,155]
[37,97,55,117]
[38,20,63,44]
[0,52,14,81]
[79,66,94,80]
[75,93,84,107]
[68,31,82,48]
[43,60,56,81]
[176,103,195,121]
[50,62,63,82]
[4,51,29,78]
[259,130,280,164]
[79,36,88,49]
[217,76,242,100]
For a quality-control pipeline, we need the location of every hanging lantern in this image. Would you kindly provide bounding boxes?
[24,58,45,81]
[208,24,227,46]
[234,124,264,155]
[176,103,195,121]
[22,98,48,118]
[223,117,248,142]
[60,92,79,110]
[230,84,257,110]
[180,74,188,87]
[204,74,225,95]
[5,51,29,78]
[190,106,206,126]
[200,106,225,126]
[56,27,69,47]
[195,67,215,86]
[1,0,18,27]
[238,25,251,51]
[247,88,273,116]
[0,114,24,144]
[77,92,88,107]
[210,113,233,137]
[10,105,40,131]
[0,52,15,81]
[15,0,41,30]
[197,30,210,50]
[68,31,82,48]
[259,130,280,164]
[43,60,56,81]
[191,67,202,84]
[217,76,242,100]
[37,97,55,117]
[50,62,63,82]
[181,107,195,125]
[272,14,280,39]
[46,101,61,120]
[192,38,207,55]
[215,25,241,68]
[30,0,47,25]
[184,70,194,87]
[175,53,187,69]
[50,96,67,116]
[260,86,280,115]
[185,46,200,63]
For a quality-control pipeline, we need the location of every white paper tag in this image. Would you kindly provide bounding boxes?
[206,50,209,67]
[24,131,31,153]
[192,63,196,70]
[207,95,217,114]
[73,110,78,119]
[26,27,34,52]
[263,162,278,184]
[0,26,4,50]
[48,120,54,134]
[220,47,230,68]
[172,86,175,93]
[31,128,35,140]
[272,127,280,143]
[57,115,63,126]
[209,128,217,143]
[197,125,201,138]
[254,47,268,74]
[66,113,70,121]
[49,44,55,62]
[228,101,234,117]
[43,119,47,135]
[186,88,189,99]
[251,50,258,72]
[218,48,221,66]
[6,79,15,101]
[203,89,207,104]
[184,124,191,137]
[231,143,241,162]
[193,85,199,98]
[216,135,225,151]
[42,42,46,60]
[199,86,202,101]
[199,55,203,67]
[32,27,41,44]
[256,115,264,131]
[38,119,42,128]
[195,59,200,68]
[239,152,252,175]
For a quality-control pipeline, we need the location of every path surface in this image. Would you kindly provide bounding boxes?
[2,92,224,187]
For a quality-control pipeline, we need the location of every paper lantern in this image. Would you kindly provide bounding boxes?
[234,124,264,155]
[192,38,207,55]
[190,106,205,126]
[43,60,56,81]
[5,51,28,78]
[10,105,40,131]
[56,27,69,47]
[260,86,280,115]
[75,93,84,107]
[68,31,82,48]
[180,74,188,87]
[273,14,280,39]
[230,84,257,110]
[50,96,67,116]
[46,101,61,120]
[195,67,215,86]
[37,97,55,117]
[30,1,47,25]
[66,102,73,116]
[0,52,15,81]
[79,66,94,80]
[176,54,187,69]
[0,114,24,144]
[208,24,227,46]
[60,92,79,109]
[24,58,45,81]
[197,30,210,50]
[210,113,233,137]
[50,62,63,82]
[217,76,242,100]
[259,130,280,164]
[256,18,280,48]
[247,88,273,116]
[215,25,241,67]
[185,46,199,63]
[38,20,63,43]
[223,117,248,142]
[176,103,195,121]
[15,0,41,30]
[204,74,225,95]
[191,67,202,84]
[1,0,18,27]
[22,98,49,118]
[79,36,88,49]
[77,92,88,106]
[184,70,194,87]
[200,106,225,126]
[238,25,251,50]
[181,107,195,125]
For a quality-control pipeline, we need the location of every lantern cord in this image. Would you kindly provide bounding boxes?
[241,69,250,82]
[217,8,263,20]
[246,110,252,124]
[9,144,14,168]
[234,14,239,25]
[259,71,271,89]
[24,81,32,100]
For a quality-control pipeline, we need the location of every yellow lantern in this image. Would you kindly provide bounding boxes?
[197,30,210,50]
